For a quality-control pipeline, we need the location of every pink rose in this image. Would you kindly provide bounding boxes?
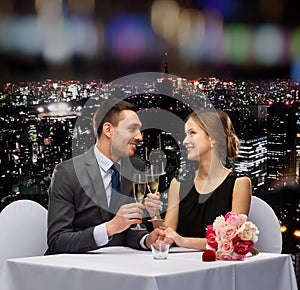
[219,239,233,254]
[221,225,238,241]
[233,239,254,255]
[225,212,247,228]
[218,252,233,261]
[206,225,218,249]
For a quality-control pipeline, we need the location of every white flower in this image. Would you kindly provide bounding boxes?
[238,221,259,243]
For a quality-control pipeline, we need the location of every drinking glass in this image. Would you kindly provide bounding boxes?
[131,173,147,230]
[146,164,164,223]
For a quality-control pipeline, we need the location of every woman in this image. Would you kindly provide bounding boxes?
[145,109,252,250]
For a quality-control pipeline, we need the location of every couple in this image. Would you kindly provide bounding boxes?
[46,98,251,254]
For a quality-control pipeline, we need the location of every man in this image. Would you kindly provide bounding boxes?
[46,98,163,254]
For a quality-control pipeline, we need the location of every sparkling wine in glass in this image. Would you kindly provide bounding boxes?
[146,164,164,223]
[131,173,146,230]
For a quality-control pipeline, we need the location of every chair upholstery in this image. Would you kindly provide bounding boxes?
[248,196,282,253]
[0,200,47,272]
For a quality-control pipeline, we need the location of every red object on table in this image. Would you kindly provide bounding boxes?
[202,249,216,262]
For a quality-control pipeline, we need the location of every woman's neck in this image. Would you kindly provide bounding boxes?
[194,159,229,194]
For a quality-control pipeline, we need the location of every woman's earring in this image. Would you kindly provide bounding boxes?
[210,143,214,148]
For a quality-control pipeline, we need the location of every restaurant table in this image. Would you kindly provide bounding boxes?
[0,246,297,290]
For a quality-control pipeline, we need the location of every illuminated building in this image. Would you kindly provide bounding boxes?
[267,102,297,188]
[226,105,267,190]
[295,103,300,184]
[234,136,267,189]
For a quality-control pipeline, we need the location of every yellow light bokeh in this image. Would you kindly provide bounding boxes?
[293,229,300,238]
[280,225,287,233]
[151,0,180,45]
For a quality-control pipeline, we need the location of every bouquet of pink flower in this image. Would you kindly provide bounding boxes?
[205,212,259,261]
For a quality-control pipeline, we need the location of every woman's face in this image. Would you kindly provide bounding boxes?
[183,117,212,161]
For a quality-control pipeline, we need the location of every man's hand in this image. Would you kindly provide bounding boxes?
[144,227,173,249]
[106,203,145,237]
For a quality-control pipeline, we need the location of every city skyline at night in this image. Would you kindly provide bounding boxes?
[1,75,300,207]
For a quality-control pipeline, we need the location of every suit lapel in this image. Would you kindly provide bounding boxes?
[84,147,110,220]
[81,150,146,218]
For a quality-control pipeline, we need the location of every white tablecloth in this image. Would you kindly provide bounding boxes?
[0,247,297,290]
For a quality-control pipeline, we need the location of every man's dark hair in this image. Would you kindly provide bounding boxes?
[93,98,137,138]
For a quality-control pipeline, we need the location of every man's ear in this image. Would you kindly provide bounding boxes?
[102,122,114,138]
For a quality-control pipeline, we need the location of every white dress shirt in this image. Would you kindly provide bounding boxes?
[92,146,117,246]
[92,145,148,248]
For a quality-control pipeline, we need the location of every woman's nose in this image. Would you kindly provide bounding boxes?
[183,136,188,145]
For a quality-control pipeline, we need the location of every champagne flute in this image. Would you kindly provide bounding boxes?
[146,164,164,223]
[131,173,146,230]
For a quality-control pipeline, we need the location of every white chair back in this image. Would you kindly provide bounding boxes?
[0,199,48,272]
[248,196,282,253]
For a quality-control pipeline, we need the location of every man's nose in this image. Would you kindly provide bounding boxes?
[134,130,143,141]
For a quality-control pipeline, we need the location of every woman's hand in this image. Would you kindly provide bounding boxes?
[145,227,173,248]
[163,227,185,247]
[144,193,162,218]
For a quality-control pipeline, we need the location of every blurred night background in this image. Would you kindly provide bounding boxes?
[0,0,300,285]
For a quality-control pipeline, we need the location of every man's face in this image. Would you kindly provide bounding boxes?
[111,110,142,159]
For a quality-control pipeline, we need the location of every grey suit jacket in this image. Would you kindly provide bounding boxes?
[46,147,148,254]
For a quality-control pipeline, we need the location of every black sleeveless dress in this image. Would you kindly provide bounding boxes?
[176,172,241,238]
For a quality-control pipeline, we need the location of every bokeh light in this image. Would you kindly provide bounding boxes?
[290,26,300,81]
[201,10,224,64]
[177,9,205,63]
[224,23,251,65]
[106,14,153,63]
[65,18,98,59]
[290,58,300,82]
[290,26,300,61]
[253,24,286,66]
[0,16,41,55]
[67,0,95,15]
[199,0,238,21]
[35,0,63,20]
[151,0,180,46]
[0,0,299,81]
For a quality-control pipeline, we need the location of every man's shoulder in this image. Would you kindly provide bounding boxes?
[56,148,93,170]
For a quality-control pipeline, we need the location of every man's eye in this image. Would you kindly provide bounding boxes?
[129,127,137,133]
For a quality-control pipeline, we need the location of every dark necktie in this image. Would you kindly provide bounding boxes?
[109,163,120,219]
